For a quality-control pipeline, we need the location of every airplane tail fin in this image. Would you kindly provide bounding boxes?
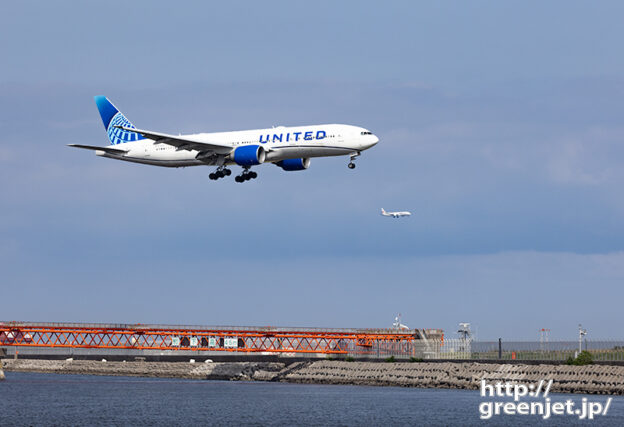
[381,208,386,215]
[94,96,145,145]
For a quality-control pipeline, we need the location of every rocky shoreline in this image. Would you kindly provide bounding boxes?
[285,361,624,395]
[3,359,624,395]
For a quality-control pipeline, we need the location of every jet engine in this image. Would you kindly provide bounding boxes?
[275,158,310,171]
[232,145,266,166]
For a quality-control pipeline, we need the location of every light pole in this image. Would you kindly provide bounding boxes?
[578,324,587,354]
[457,323,472,354]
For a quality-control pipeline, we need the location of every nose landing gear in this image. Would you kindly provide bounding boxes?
[235,168,257,183]
[348,151,360,169]
[209,167,232,180]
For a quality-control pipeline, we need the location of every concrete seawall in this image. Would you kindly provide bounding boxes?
[3,359,624,395]
[282,361,624,395]
[1,359,285,381]
[0,360,4,381]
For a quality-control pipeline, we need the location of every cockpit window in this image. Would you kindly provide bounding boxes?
[361,131,373,135]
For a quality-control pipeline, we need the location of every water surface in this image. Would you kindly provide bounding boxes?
[1,372,622,425]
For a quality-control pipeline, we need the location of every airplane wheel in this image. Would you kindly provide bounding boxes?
[216,170,225,178]
[235,176,243,183]
[209,173,216,180]
[348,162,356,169]
[250,171,257,179]
[224,169,232,176]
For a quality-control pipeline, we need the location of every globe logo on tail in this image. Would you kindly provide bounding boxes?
[107,113,143,145]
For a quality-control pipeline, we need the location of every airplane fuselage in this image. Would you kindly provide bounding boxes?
[97,124,378,168]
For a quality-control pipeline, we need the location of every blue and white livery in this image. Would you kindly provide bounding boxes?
[69,96,379,182]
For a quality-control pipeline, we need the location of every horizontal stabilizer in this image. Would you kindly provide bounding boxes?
[68,144,128,154]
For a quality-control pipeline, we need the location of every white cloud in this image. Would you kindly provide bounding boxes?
[383,121,624,188]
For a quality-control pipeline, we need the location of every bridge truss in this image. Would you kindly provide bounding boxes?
[0,322,443,357]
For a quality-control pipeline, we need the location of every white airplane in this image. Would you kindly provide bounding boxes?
[69,96,379,182]
[381,208,411,218]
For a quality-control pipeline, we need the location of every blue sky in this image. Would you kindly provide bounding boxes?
[1,1,624,339]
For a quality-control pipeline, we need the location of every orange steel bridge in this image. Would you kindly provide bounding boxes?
[0,321,443,356]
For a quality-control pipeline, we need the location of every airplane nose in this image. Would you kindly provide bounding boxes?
[359,131,379,149]
[366,134,379,148]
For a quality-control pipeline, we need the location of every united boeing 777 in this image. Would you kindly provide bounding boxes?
[69,96,379,182]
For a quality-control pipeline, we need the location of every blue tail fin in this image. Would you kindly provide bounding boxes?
[94,96,145,145]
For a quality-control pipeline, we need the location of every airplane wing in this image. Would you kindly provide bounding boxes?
[68,144,129,154]
[115,126,233,155]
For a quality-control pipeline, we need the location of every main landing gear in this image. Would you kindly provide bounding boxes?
[209,167,232,180]
[235,168,257,183]
[348,151,360,169]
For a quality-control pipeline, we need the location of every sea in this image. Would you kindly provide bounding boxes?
[1,372,623,426]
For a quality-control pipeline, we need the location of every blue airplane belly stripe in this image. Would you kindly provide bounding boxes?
[269,145,353,150]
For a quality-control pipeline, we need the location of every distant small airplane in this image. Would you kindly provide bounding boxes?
[381,208,411,218]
